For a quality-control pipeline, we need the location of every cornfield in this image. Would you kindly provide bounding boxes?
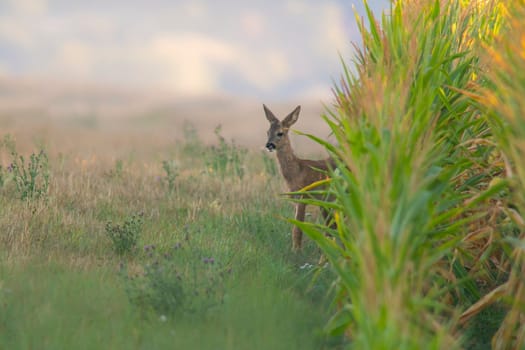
[296,0,525,348]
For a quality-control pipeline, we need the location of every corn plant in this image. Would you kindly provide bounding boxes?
[294,0,507,348]
[475,2,525,347]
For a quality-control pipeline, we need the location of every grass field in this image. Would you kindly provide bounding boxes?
[0,121,340,350]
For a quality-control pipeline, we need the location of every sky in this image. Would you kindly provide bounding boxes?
[0,0,390,100]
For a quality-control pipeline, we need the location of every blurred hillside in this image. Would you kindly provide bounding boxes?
[0,77,332,156]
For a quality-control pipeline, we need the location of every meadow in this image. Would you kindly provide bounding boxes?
[0,118,341,349]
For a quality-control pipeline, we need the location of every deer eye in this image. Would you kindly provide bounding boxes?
[277,132,284,137]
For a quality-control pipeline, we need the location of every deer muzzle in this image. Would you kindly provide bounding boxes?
[265,142,276,152]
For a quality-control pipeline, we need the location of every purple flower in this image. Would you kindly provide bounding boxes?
[203,257,215,264]
[144,244,156,252]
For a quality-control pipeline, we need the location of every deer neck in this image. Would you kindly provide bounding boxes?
[276,136,301,187]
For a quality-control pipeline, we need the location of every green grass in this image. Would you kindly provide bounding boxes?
[0,127,337,350]
[0,259,332,350]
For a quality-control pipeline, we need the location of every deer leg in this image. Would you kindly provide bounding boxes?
[292,203,306,250]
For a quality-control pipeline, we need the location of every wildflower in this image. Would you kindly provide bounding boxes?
[203,257,215,264]
[299,263,314,270]
[159,315,167,322]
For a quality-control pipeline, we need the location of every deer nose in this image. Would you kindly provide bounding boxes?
[266,142,276,151]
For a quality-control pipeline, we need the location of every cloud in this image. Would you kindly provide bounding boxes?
[137,33,292,95]
[6,0,48,15]
[0,1,390,98]
[319,3,348,53]
[240,11,266,39]
[147,33,237,95]
[0,18,34,49]
[237,50,291,91]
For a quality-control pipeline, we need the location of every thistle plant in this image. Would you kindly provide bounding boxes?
[162,159,178,193]
[205,125,247,180]
[3,136,50,201]
[105,213,144,255]
[122,231,230,318]
[1,135,51,200]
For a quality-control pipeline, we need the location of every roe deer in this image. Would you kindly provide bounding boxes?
[263,104,335,250]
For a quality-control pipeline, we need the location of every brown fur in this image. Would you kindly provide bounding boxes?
[263,104,334,250]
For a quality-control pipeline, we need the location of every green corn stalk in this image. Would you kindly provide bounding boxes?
[476,1,525,348]
[293,0,507,348]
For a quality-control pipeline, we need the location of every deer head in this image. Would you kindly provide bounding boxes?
[263,104,301,152]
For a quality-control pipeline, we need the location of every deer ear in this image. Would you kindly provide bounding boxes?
[282,105,300,128]
[263,104,279,123]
